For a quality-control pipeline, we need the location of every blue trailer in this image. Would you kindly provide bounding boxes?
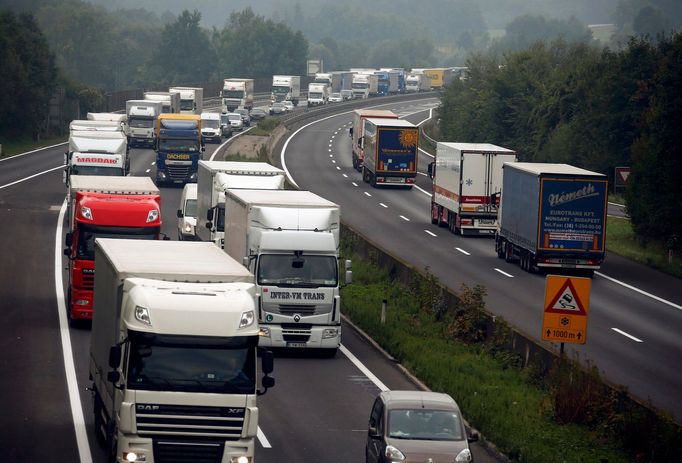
[361,118,419,188]
[155,114,205,186]
[495,163,608,275]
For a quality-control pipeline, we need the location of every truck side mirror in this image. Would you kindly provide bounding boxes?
[344,259,352,284]
[107,370,121,384]
[490,192,499,206]
[176,209,183,218]
[242,257,250,268]
[428,162,434,179]
[108,345,122,368]
[206,209,214,221]
[261,350,274,375]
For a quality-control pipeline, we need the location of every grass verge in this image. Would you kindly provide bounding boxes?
[0,136,66,158]
[248,117,281,136]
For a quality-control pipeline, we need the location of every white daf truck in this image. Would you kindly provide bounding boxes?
[90,239,274,463]
[196,160,285,248]
[223,189,352,356]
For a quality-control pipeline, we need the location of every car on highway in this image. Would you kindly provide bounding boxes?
[282,100,295,112]
[250,108,267,121]
[225,112,244,131]
[234,108,251,127]
[365,390,476,463]
[269,102,287,116]
[220,113,233,138]
[329,92,343,103]
[341,89,353,101]
[176,183,197,240]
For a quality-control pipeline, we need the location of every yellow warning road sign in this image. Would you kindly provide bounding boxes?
[542,275,591,344]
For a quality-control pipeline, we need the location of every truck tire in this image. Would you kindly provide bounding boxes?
[352,156,358,170]
[505,243,514,263]
[496,240,505,259]
[362,166,370,183]
[370,172,376,187]
[431,203,439,225]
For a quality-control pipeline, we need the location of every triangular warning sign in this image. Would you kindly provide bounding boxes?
[619,171,630,182]
[545,279,587,315]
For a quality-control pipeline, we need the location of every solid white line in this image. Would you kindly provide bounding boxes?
[257,427,272,448]
[364,192,371,197]
[54,199,94,463]
[340,345,389,392]
[0,141,67,162]
[494,268,514,278]
[413,184,431,197]
[612,327,644,342]
[424,230,437,237]
[352,182,358,187]
[455,247,470,255]
[332,160,336,164]
[0,165,64,190]
[595,272,682,311]
[609,201,625,207]
[417,172,428,177]
[379,203,388,208]
[400,215,410,221]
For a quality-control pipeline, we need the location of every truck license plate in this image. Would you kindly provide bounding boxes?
[477,219,495,225]
[386,177,405,183]
[287,342,307,348]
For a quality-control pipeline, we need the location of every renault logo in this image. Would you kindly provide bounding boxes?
[293,314,301,322]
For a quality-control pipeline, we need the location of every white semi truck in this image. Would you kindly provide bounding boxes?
[351,73,378,99]
[222,78,254,112]
[143,91,181,114]
[169,86,204,114]
[270,75,301,106]
[405,73,431,92]
[126,100,163,148]
[429,142,517,235]
[65,130,129,183]
[307,83,329,106]
[224,189,352,356]
[196,160,285,248]
[90,239,274,463]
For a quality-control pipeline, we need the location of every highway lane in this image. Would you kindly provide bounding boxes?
[281,99,682,421]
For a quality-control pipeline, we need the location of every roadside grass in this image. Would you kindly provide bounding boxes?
[342,257,631,463]
[0,136,66,158]
[248,117,281,136]
[224,144,269,163]
[607,216,682,278]
[608,192,626,204]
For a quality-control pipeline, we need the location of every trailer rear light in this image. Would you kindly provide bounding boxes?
[406,178,414,184]
[461,218,473,225]
[377,177,385,183]
[146,209,159,223]
[80,206,93,220]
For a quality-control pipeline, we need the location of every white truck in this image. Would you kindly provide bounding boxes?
[90,239,274,463]
[428,142,517,235]
[351,73,378,99]
[169,86,204,114]
[196,160,285,248]
[126,100,162,148]
[143,91,181,114]
[307,82,329,107]
[65,130,129,183]
[224,189,352,356]
[405,73,431,92]
[69,120,123,133]
[222,78,254,112]
[271,75,301,106]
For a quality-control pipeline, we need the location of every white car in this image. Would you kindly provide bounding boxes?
[225,112,244,131]
[329,93,343,103]
[282,101,295,112]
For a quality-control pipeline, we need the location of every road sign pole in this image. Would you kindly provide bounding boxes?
[560,342,565,359]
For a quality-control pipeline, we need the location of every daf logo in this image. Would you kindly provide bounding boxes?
[293,314,301,322]
[137,405,159,411]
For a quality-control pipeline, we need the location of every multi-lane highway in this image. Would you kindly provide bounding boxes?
[1,96,680,463]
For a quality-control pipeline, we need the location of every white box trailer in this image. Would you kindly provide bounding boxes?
[90,239,274,463]
[222,78,254,112]
[143,91,181,113]
[224,189,351,355]
[196,160,285,248]
[67,130,129,175]
[429,142,517,235]
[169,86,204,114]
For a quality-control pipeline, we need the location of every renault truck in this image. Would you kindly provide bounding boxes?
[429,143,517,236]
[63,176,161,323]
[196,160,285,248]
[351,109,398,171]
[90,239,274,463]
[126,100,162,148]
[155,113,204,186]
[169,86,204,114]
[361,118,419,188]
[224,189,352,356]
[222,78,254,112]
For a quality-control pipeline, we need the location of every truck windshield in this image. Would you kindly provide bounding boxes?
[272,86,289,94]
[257,254,338,287]
[158,139,200,152]
[352,83,368,89]
[129,118,154,128]
[309,93,322,99]
[223,91,244,99]
[71,166,124,176]
[76,225,158,260]
[180,100,194,111]
[184,199,197,218]
[127,332,256,394]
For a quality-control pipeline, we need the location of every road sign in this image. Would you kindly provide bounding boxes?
[542,275,591,344]
[614,166,631,188]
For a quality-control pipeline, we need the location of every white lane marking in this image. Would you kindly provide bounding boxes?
[342,174,348,178]
[329,143,332,147]
[352,182,358,187]
[456,248,470,255]
[340,345,389,392]
[609,201,625,207]
[419,147,434,159]
[210,127,253,161]
[414,109,433,126]
[145,169,151,173]
[332,160,336,164]
[331,135,335,139]
[334,131,338,135]
[400,215,410,221]
[595,272,682,312]
[0,141,67,162]
[413,184,431,197]
[151,162,156,166]
[257,427,272,448]
[364,192,371,197]
[379,203,388,208]
[0,165,64,190]
[329,154,333,157]
[328,148,332,152]
[494,268,514,278]
[417,172,428,177]
[54,199,94,463]
[336,166,341,170]
[424,230,437,237]
[612,328,644,343]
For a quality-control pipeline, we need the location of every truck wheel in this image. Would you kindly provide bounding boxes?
[352,156,358,170]
[496,240,505,259]
[362,166,370,183]
[505,243,514,263]
[370,172,376,187]
[431,203,438,224]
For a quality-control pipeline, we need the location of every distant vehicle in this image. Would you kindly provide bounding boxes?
[282,100,295,112]
[307,82,329,106]
[200,112,222,144]
[234,108,251,127]
[366,390,477,463]
[177,183,198,240]
[219,113,233,138]
[341,89,353,101]
[221,78,254,112]
[269,102,286,115]
[270,75,301,106]
[249,108,267,121]
[329,92,343,103]
[225,112,244,131]
[169,86,204,114]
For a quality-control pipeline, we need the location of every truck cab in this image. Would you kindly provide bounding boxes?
[126,100,162,148]
[155,114,204,186]
[66,130,129,181]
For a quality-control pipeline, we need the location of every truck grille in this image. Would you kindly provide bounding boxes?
[153,439,224,463]
[136,404,245,439]
[82,269,95,289]
[282,323,312,343]
[167,165,190,181]
[278,304,316,315]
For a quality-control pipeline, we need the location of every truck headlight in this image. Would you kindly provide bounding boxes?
[135,306,151,325]
[123,452,146,462]
[146,209,159,223]
[80,206,93,220]
[239,310,255,328]
[322,328,339,339]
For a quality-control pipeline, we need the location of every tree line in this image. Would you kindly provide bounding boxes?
[438,33,682,245]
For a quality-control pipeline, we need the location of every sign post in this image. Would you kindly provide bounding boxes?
[614,166,630,192]
[542,275,591,348]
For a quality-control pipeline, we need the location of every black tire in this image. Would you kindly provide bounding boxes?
[362,166,370,183]
[505,243,514,263]
[431,203,438,225]
[352,156,358,170]
[496,239,505,259]
[370,171,376,187]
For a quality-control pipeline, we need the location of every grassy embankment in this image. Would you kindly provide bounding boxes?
[0,136,66,159]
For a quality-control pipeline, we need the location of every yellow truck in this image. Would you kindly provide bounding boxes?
[423,68,454,89]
